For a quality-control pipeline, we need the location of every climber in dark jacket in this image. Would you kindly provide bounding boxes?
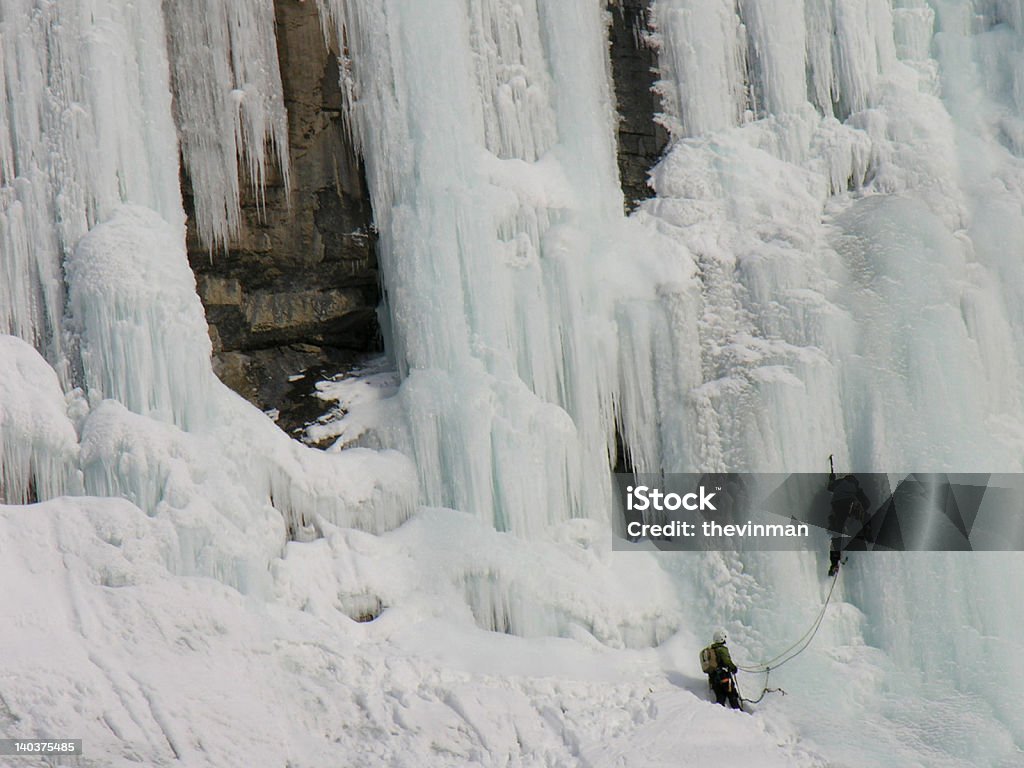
[708,629,741,709]
[827,472,871,576]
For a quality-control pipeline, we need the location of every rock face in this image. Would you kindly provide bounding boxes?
[184,0,379,429]
[183,0,665,432]
[608,0,667,211]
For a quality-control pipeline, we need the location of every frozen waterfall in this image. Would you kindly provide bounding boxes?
[2,0,1024,765]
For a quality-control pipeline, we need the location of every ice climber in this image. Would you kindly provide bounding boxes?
[827,471,871,577]
[704,629,741,709]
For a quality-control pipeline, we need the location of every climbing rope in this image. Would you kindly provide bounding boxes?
[735,566,841,704]
[737,668,784,705]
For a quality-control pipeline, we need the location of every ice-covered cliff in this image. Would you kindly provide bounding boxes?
[2,1,1024,765]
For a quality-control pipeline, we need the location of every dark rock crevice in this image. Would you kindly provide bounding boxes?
[183,0,380,433]
[608,0,667,211]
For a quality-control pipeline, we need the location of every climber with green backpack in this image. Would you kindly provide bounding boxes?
[700,629,741,709]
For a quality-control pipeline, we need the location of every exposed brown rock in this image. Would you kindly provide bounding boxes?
[183,0,380,428]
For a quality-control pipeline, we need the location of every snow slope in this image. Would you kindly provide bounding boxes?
[0,497,829,768]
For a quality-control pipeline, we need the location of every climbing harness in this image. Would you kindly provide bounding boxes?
[734,565,841,705]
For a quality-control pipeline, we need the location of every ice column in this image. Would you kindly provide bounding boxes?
[66,206,215,430]
[0,0,182,375]
[316,0,630,534]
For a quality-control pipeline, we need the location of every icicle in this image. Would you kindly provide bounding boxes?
[0,0,182,377]
[466,0,558,162]
[313,0,639,534]
[650,0,748,136]
[0,336,80,504]
[831,0,897,117]
[162,0,290,250]
[892,0,936,64]
[66,205,215,431]
[738,0,808,117]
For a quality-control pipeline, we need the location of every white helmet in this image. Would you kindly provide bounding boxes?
[713,629,727,644]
